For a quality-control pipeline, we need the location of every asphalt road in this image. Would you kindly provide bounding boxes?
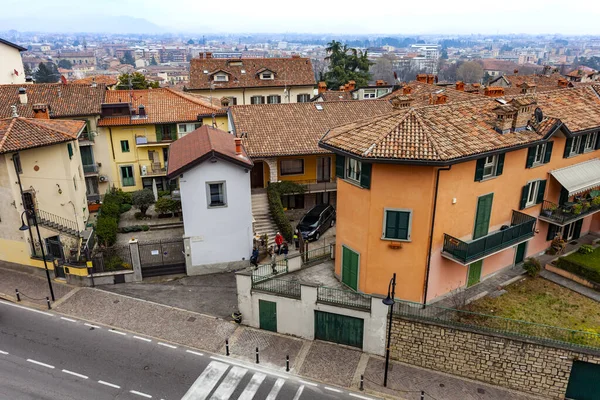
[0,300,379,400]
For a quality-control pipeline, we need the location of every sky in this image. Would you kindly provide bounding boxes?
[5,0,600,35]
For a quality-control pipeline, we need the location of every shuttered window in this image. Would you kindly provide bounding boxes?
[519,179,546,209]
[67,143,73,159]
[475,153,505,181]
[280,159,304,175]
[526,142,553,168]
[383,209,412,241]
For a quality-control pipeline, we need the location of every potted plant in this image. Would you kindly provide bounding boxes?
[572,203,583,215]
[582,201,591,212]
[592,196,600,208]
[542,203,557,217]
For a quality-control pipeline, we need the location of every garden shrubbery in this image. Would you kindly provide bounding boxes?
[523,257,542,277]
[267,182,305,242]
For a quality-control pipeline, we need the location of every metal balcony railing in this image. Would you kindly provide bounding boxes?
[285,178,337,193]
[78,131,95,144]
[35,209,80,237]
[442,210,536,264]
[539,199,600,226]
[83,164,99,174]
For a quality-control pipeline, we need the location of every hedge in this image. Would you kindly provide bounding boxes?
[266,182,305,243]
[555,257,600,284]
[96,215,118,246]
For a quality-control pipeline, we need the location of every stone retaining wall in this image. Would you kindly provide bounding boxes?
[390,317,600,398]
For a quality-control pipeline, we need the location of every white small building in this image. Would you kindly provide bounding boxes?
[167,126,254,275]
[0,38,26,84]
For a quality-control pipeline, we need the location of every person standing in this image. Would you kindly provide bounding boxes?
[275,232,283,254]
[250,247,259,268]
[281,241,289,259]
[293,229,300,250]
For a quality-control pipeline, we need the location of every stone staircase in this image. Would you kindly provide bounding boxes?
[251,192,277,249]
[35,209,81,238]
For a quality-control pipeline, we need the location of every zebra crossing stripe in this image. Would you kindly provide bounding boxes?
[265,378,285,400]
[181,361,229,400]
[237,372,266,400]
[292,385,305,400]
[210,366,247,400]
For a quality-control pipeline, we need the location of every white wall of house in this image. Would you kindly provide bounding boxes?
[0,42,25,84]
[179,157,252,274]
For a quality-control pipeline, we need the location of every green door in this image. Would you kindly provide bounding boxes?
[565,360,600,399]
[515,242,527,265]
[259,300,277,332]
[341,246,359,291]
[467,260,483,287]
[473,193,494,239]
[314,311,364,349]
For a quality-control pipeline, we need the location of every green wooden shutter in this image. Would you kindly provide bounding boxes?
[564,137,573,158]
[67,143,73,159]
[169,124,177,139]
[495,153,505,176]
[473,194,493,239]
[559,187,569,205]
[546,224,559,241]
[536,179,547,204]
[156,125,163,141]
[335,155,345,178]
[385,211,397,238]
[525,147,536,168]
[474,158,485,181]
[341,246,359,291]
[397,211,409,240]
[595,133,600,150]
[573,219,583,240]
[578,136,586,154]
[519,184,530,210]
[360,163,372,189]
[543,141,553,163]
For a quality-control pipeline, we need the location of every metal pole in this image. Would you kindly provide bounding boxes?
[46,297,51,310]
[225,340,230,356]
[286,355,289,372]
[33,211,55,302]
[421,390,425,400]
[383,273,396,387]
[360,375,364,391]
[255,347,259,364]
[15,289,20,302]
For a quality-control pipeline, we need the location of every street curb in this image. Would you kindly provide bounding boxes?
[0,292,15,303]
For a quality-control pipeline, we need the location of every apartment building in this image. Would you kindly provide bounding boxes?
[0,38,26,84]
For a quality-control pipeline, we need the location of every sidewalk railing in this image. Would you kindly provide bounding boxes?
[317,286,371,311]
[304,245,330,264]
[251,260,288,283]
[252,278,301,299]
[393,300,600,350]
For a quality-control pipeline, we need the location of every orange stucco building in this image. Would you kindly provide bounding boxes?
[320,85,600,303]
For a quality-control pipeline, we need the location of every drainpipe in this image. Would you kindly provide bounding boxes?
[422,165,451,307]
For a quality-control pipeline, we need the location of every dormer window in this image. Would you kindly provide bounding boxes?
[214,73,228,82]
[261,72,273,80]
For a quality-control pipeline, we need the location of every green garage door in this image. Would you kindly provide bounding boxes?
[314,311,364,349]
[566,361,600,399]
[259,300,277,332]
[341,246,359,291]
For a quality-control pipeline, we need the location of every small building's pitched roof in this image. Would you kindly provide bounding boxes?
[312,91,353,102]
[229,99,395,158]
[0,117,84,154]
[189,57,316,90]
[0,38,27,52]
[382,81,478,105]
[0,83,107,118]
[167,125,252,178]
[71,75,118,86]
[98,88,225,127]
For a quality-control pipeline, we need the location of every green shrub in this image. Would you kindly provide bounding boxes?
[96,215,118,246]
[169,199,181,213]
[133,189,155,216]
[158,190,171,198]
[267,183,301,242]
[523,257,542,277]
[154,197,173,215]
[578,244,594,255]
[142,225,149,231]
[556,257,600,284]
[116,189,133,205]
[134,211,151,220]
[592,196,600,207]
[573,203,583,215]
[120,203,132,213]
[104,254,125,271]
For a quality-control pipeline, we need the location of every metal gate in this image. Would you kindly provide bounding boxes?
[314,311,364,349]
[138,238,186,277]
[565,361,600,400]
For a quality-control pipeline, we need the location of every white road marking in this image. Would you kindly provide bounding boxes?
[181,361,229,400]
[324,386,342,393]
[185,350,204,357]
[84,323,100,329]
[265,378,285,400]
[62,369,88,379]
[134,336,152,342]
[292,385,305,400]
[98,380,120,389]
[238,372,266,400]
[349,393,377,400]
[26,359,55,369]
[108,329,126,336]
[0,301,53,316]
[209,356,288,380]
[210,365,247,400]
[130,390,153,398]
[157,342,177,349]
[298,379,318,387]
[60,317,77,322]
[0,350,8,355]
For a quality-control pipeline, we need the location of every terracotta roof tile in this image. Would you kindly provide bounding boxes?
[229,100,394,158]
[0,117,84,153]
[0,83,106,118]
[313,91,353,102]
[167,125,252,178]
[71,75,118,86]
[98,88,224,127]
[383,81,478,105]
[189,57,316,90]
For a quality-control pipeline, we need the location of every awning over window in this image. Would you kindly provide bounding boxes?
[550,158,600,196]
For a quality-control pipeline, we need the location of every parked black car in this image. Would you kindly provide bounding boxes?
[297,204,336,241]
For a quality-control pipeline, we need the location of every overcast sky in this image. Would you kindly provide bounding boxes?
[7,0,600,35]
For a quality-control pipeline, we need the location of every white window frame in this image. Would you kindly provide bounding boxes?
[382,208,413,242]
[297,94,310,103]
[267,95,280,104]
[261,72,273,80]
[178,123,202,137]
[533,143,546,165]
[570,136,582,157]
[363,89,376,99]
[250,96,264,105]
[345,157,361,183]
[584,132,597,152]
[206,181,227,208]
[214,73,228,82]
[280,159,304,176]
[482,155,498,179]
[525,180,541,208]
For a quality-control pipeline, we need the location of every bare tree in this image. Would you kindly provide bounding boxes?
[456,61,484,83]
[370,55,397,84]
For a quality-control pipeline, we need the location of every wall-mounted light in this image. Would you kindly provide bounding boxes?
[56,184,62,195]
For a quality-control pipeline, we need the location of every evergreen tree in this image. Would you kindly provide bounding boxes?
[121,52,136,67]
[149,57,158,66]
[323,40,373,89]
[58,59,73,69]
[116,72,159,90]
[34,62,60,83]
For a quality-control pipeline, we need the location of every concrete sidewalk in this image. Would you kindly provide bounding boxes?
[1,264,540,400]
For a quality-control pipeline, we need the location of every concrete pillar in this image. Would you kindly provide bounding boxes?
[128,239,142,282]
[265,158,278,183]
[183,237,192,274]
[300,284,318,340]
[367,295,389,356]
[235,272,255,327]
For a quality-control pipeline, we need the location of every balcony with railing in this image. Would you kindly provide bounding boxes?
[539,199,600,226]
[287,178,337,194]
[140,163,167,177]
[78,131,95,145]
[83,163,99,175]
[442,210,537,265]
[135,135,173,147]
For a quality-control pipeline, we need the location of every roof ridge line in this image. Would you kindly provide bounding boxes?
[362,110,415,157]
[0,117,17,151]
[166,88,221,111]
[412,110,445,159]
[24,117,80,139]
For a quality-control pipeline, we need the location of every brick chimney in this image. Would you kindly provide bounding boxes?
[234,138,242,155]
[344,83,350,91]
[32,104,50,119]
[492,104,517,134]
[391,95,414,109]
[558,78,569,88]
[18,87,27,104]
[427,75,435,85]
[318,81,327,94]
[416,74,427,83]
[347,80,356,91]
[510,97,536,132]
[484,87,505,97]
[514,69,519,75]
[203,52,212,59]
[403,85,412,95]
[375,80,385,86]
[455,81,464,91]
[291,54,300,59]
[432,93,448,105]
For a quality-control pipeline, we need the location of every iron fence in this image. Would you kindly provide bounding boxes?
[91,245,132,273]
[393,300,600,350]
[305,245,330,263]
[317,286,372,311]
[252,278,301,299]
[251,260,288,283]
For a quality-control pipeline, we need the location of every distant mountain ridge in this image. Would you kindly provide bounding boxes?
[0,15,165,34]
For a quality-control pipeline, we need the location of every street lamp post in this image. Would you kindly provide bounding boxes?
[19,210,55,302]
[382,273,396,388]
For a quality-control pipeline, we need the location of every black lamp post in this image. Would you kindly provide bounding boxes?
[382,272,396,388]
[19,210,55,302]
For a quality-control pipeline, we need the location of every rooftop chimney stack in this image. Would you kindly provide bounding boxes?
[511,97,536,132]
[403,85,412,95]
[347,80,356,91]
[427,75,435,84]
[234,138,242,155]
[91,77,97,88]
[32,104,50,119]
[11,105,18,118]
[391,95,414,109]
[520,82,537,94]
[416,74,427,83]
[484,87,505,97]
[492,104,517,134]
[18,87,27,104]
[455,81,465,91]
[375,80,385,86]
[318,82,327,94]
[138,104,146,118]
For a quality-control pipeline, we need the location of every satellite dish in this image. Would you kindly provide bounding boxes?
[534,107,544,123]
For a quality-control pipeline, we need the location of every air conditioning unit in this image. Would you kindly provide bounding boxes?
[141,165,148,176]
[99,175,108,182]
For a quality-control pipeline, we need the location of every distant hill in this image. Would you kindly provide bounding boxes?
[0,15,165,34]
